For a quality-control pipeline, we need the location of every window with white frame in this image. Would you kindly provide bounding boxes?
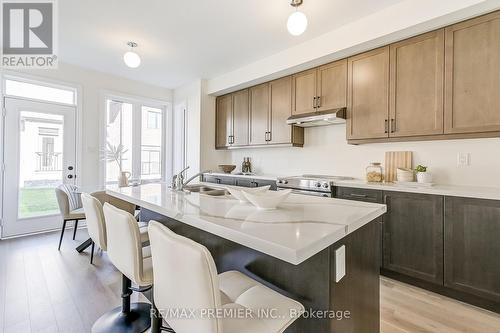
[104,97,167,183]
[4,78,76,105]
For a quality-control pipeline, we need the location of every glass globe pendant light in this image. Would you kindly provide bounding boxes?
[287,0,308,36]
[123,42,141,68]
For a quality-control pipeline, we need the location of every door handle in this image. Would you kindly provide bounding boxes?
[384,119,388,134]
[317,96,321,108]
[313,97,317,109]
[391,118,396,133]
[268,131,272,142]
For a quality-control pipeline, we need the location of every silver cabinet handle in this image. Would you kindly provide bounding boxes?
[317,96,321,108]
[391,118,396,133]
[384,119,389,134]
[313,97,317,109]
[268,131,272,142]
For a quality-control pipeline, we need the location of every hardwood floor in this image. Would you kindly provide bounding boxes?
[1,229,500,333]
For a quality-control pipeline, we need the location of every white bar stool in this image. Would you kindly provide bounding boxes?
[148,221,304,333]
[81,193,149,264]
[91,203,154,333]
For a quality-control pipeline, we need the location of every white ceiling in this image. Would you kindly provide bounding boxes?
[60,0,405,89]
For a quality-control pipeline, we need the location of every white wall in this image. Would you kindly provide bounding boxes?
[228,125,500,187]
[173,79,230,179]
[7,62,173,187]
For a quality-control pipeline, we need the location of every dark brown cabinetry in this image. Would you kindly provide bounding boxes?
[444,197,500,303]
[215,94,232,148]
[383,191,444,284]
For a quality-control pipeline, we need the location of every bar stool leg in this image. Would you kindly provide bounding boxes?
[91,274,151,333]
[58,220,67,251]
[90,241,95,264]
[151,302,162,333]
[73,220,79,240]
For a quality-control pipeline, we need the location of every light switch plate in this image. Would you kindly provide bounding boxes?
[335,245,346,283]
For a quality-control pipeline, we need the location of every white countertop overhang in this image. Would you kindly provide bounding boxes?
[106,183,386,265]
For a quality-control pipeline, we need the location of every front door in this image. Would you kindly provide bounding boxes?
[2,97,77,237]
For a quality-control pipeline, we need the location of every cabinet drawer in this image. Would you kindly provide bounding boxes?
[335,187,383,203]
[203,175,235,186]
[235,178,277,190]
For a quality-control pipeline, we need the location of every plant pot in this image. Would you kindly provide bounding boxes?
[416,172,432,183]
[118,171,131,187]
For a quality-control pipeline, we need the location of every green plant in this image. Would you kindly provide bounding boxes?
[415,165,427,173]
[101,142,128,172]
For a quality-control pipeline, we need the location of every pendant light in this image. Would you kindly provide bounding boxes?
[123,42,141,68]
[287,0,308,36]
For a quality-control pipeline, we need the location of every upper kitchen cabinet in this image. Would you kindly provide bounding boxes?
[292,60,347,115]
[231,89,249,147]
[347,47,390,140]
[292,68,317,115]
[215,89,249,149]
[249,83,270,145]
[215,94,232,148]
[389,30,445,137]
[270,76,303,145]
[444,11,500,134]
[316,59,347,112]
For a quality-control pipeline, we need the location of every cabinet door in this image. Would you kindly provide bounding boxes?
[269,76,292,144]
[347,47,390,140]
[249,83,269,145]
[231,89,249,146]
[444,11,500,134]
[215,95,232,148]
[389,30,444,137]
[316,59,347,112]
[444,197,500,302]
[292,69,317,115]
[383,191,443,284]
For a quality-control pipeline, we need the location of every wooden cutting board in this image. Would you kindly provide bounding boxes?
[385,151,413,182]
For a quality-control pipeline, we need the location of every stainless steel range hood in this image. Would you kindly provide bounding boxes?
[286,108,346,127]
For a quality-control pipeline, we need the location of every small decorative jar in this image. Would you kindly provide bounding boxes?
[366,162,383,183]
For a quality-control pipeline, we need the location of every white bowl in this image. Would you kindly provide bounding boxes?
[243,189,292,210]
[227,185,270,202]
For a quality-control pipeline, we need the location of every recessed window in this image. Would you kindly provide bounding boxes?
[4,79,76,105]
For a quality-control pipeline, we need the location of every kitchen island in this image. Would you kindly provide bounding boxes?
[107,183,386,333]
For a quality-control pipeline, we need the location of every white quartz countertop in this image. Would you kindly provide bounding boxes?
[206,173,500,201]
[106,183,386,265]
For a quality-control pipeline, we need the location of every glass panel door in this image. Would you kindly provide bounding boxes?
[2,98,76,237]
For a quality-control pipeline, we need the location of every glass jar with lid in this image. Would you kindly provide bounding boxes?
[366,162,383,183]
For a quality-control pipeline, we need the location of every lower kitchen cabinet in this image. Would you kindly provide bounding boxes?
[383,191,444,284]
[444,197,500,302]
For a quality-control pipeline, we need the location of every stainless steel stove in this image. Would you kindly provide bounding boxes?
[276,174,354,197]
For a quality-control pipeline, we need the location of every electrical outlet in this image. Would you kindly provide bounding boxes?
[457,153,471,167]
[335,245,346,283]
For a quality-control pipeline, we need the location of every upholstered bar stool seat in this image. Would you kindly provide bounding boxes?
[91,203,154,333]
[148,221,304,333]
[81,193,150,264]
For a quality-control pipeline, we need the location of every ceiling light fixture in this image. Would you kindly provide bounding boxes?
[123,41,141,68]
[287,0,308,36]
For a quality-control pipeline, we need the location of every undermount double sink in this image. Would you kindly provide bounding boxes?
[183,184,229,196]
